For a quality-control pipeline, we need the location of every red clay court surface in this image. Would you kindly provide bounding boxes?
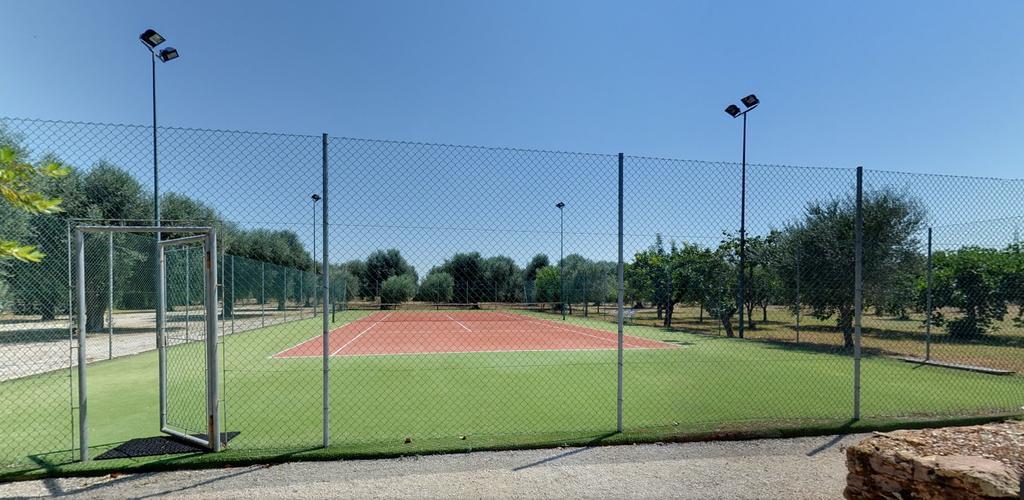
[273,311,676,358]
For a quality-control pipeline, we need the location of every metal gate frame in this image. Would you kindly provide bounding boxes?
[74,225,220,461]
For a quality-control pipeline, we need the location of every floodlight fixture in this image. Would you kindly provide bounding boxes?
[311,194,321,202]
[725,104,741,118]
[158,47,179,62]
[741,94,760,109]
[140,29,165,49]
[556,202,565,209]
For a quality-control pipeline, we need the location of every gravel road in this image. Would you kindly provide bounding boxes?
[1,433,865,499]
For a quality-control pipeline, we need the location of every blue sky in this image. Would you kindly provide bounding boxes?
[1,1,1022,273]
[2,0,1022,176]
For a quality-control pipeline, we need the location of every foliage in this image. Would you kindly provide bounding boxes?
[533,266,561,306]
[777,189,925,348]
[0,146,70,261]
[929,247,1009,338]
[379,273,417,306]
[363,249,416,300]
[417,271,454,303]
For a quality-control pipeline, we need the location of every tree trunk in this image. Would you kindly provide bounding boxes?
[839,308,854,349]
[762,304,768,322]
[699,303,704,323]
[664,301,674,328]
[656,303,663,319]
[721,314,734,337]
[746,301,756,329]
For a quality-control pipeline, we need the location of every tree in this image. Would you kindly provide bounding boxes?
[523,253,549,302]
[379,274,416,307]
[702,245,739,337]
[418,271,454,303]
[1003,243,1024,327]
[437,252,485,303]
[929,247,1009,338]
[669,243,718,324]
[627,235,673,325]
[482,255,522,302]
[778,189,925,348]
[533,266,561,307]
[363,249,416,300]
[0,145,69,261]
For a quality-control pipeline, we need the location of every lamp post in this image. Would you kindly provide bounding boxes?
[139,29,179,228]
[140,28,178,353]
[311,194,321,316]
[556,202,565,320]
[724,93,759,339]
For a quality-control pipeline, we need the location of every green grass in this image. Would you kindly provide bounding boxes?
[2,309,1023,481]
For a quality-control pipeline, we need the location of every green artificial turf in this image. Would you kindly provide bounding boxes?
[2,310,1022,481]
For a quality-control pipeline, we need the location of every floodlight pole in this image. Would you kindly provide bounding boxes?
[738,111,747,339]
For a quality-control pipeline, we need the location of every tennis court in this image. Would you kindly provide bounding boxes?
[274,310,675,358]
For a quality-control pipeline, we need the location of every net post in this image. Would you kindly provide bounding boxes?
[616,152,625,433]
[75,228,89,461]
[322,132,330,448]
[853,166,863,420]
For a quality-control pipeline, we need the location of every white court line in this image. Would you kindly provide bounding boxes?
[494,311,675,349]
[330,312,393,356]
[268,318,361,358]
[445,314,473,332]
[525,320,643,348]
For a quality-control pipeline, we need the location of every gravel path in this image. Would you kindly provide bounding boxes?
[1,433,867,499]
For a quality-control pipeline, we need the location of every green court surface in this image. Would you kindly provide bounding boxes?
[2,310,1022,480]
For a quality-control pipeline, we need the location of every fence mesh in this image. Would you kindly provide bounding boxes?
[1,116,1022,470]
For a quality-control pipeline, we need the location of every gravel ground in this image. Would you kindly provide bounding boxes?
[1,433,868,499]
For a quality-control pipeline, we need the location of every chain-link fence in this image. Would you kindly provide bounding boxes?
[1,116,1022,471]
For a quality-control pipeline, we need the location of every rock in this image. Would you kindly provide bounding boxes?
[844,421,1023,499]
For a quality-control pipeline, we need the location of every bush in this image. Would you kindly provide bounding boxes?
[418,272,454,303]
[380,274,416,307]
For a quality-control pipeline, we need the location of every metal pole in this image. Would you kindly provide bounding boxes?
[853,166,863,420]
[322,133,330,448]
[616,153,625,433]
[75,229,88,461]
[261,262,265,327]
[559,205,565,320]
[795,246,801,343]
[108,232,113,360]
[205,229,221,451]
[313,197,318,317]
[185,245,190,342]
[925,227,933,361]
[737,112,747,339]
[230,255,235,335]
[158,242,167,431]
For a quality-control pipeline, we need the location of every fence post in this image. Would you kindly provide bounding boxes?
[108,232,113,359]
[261,262,266,327]
[853,166,864,420]
[322,132,330,448]
[230,255,235,335]
[185,245,191,342]
[75,228,88,461]
[616,152,625,433]
[795,245,800,343]
[925,227,933,361]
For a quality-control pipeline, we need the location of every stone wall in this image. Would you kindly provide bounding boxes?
[845,421,1023,499]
